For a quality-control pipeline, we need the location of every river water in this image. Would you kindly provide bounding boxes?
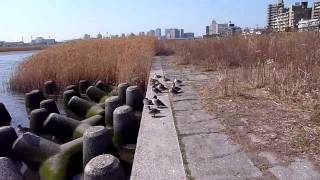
[0,51,37,127]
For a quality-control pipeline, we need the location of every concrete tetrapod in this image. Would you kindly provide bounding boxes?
[0,157,23,180]
[113,105,139,145]
[0,103,11,126]
[44,80,57,95]
[0,126,18,158]
[29,108,49,134]
[66,84,81,97]
[63,89,79,107]
[126,86,144,111]
[44,113,103,141]
[83,126,118,167]
[40,99,60,114]
[25,90,45,114]
[68,96,104,118]
[84,154,125,180]
[117,83,129,105]
[105,96,121,127]
[79,80,91,94]
[12,132,83,180]
[86,86,108,103]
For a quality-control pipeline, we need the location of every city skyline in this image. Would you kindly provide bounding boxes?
[0,0,316,42]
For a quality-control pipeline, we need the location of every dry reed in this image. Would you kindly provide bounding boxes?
[10,36,156,92]
[161,32,320,103]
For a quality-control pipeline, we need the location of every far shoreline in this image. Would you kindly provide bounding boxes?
[0,45,50,53]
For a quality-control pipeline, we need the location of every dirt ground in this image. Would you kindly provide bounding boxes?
[185,66,320,175]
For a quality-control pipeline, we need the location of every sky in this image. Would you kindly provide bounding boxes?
[0,0,315,42]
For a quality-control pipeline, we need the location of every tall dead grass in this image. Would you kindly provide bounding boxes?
[161,33,320,104]
[10,36,156,92]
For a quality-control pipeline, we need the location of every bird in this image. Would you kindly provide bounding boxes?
[150,78,159,85]
[152,95,167,108]
[143,98,154,105]
[148,106,161,117]
[153,73,162,79]
[157,83,168,91]
[170,87,183,94]
[174,78,183,84]
[163,76,170,82]
[172,83,182,91]
[152,85,162,94]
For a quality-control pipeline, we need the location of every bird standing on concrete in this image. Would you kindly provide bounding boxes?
[170,87,183,94]
[148,106,161,118]
[150,78,159,85]
[153,73,162,79]
[143,98,154,105]
[163,76,171,82]
[152,85,162,94]
[172,83,182,91]
[174,78,183,84]
[156,82,168,91]
[152,95,167,108]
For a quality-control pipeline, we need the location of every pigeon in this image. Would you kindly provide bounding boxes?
[150,78,159,85]
[152,95,167,108]
[152,85,162,94]
[163,76,171,82]
[170,87,183,94]
[172,83,182,91]
[148,106,161,117]
[143,98,154,105]
[174,78,183,84]
[157,83,168,91]
[153,73,162,79]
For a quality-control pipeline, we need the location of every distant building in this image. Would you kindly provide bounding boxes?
[267,1,312,32]
[147,30,155,37]
[139,32,145,36]
[183,32,194,39]
[168,29,180,39]
[97,33,102,39]
[298,18,320,31]
[312,1,320,19]
[121,33,126,38]
[206,26,210,35]
[84,34,90,39]
[31,37,55,45]
[180,29,184,38]
[155,28,161,39]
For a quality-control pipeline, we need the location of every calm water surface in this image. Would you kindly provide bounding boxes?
[0,51,37,127]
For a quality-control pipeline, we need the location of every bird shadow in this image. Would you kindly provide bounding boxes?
[152,115,166,119]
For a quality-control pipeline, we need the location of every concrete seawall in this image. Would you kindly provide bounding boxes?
[131,56,186,180]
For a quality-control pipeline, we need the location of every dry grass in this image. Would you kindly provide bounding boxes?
[10,36,156,92]
[161,32,320,105]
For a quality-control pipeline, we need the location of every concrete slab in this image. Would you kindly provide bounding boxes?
[131,57,186,180]
[269,159,320,180]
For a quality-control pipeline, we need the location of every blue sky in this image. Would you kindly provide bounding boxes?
[0,0,313,42]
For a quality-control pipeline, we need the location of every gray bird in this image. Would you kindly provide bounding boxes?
[143,98,154,105]
[153,73,162,79]
[157,83,168,91]
[152,95,167,108]
[150,78,159,85]
[174,78,183,84]
[170,87,183,94]
[148,106,161,117]
[163,76,170,82]
[152,85,162,94]
[172,83,182,91]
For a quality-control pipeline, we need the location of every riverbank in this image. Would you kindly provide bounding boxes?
[0,45,48,53]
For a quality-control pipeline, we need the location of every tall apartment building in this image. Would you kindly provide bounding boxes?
[155,28,161,39]
[267,0,285,29]
[268,1,312,32]
[312,1,320,19]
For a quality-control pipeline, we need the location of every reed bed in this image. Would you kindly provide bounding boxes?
[161,33,320,104]
[10,36,156,92]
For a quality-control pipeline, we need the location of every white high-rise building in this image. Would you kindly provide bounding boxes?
[155,28,161,39]
[209,20,218,35]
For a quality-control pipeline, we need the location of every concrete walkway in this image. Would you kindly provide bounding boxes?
[161,57,263,180]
